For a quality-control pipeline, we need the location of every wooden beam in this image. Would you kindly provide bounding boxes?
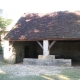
[37,41,43,49]
[48,41,56,50]
[6,38,80,41]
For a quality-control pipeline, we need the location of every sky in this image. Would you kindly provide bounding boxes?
[0,0,80,20]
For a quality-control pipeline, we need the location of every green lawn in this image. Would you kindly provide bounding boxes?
[43,68,80,80]
[0,73,80,80]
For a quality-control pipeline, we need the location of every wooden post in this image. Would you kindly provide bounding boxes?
[37,41,43,49]
[48,41,56,50]
[38,40,56,59]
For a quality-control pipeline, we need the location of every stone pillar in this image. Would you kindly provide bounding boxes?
[43,40,49,57]
[3,41,16,64]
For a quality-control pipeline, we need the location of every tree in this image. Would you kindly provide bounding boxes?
[0,17,12,33]
[0,9,12,33]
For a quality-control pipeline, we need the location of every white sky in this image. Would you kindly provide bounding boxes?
[0,0,80,20]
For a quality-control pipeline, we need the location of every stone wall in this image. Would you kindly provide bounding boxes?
[13,41,39,63]
[50,41,80,60]
[13,41,25,63]
[12,41,80,63]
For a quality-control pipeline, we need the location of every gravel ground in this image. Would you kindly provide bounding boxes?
[0,54,73,78]
[0,63,73,76]
[1,54,80,80]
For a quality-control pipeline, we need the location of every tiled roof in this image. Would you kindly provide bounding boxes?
[5,11,80,41]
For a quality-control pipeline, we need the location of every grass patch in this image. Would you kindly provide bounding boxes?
[14,76,47,80]
[61,68,80,78]
[0,61,8,67]
[0,73,13,80]
[44,68,80,80]
[0,75,47,80]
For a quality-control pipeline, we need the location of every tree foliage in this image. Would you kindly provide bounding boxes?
[0,17,12,33]
[0,9,12,33]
